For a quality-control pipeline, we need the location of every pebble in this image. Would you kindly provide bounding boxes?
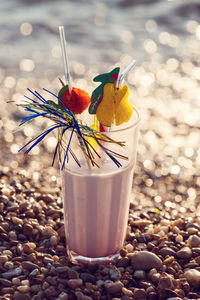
[50,235,57,246]
[122,287,133,296]
[116,257,130,267]
[131,251,162,270]
[41,226,57,237]
[159,247,176,257]
[23,242,36,254]
[17,285,30,293]
[105,280,124,294]
[133,270,146,280]
[46,276,57,285]
[22,261,39,271]
[23,224,34,235]
[13,291,31,300]
[44,286,58,297]
[80,272,95,283]
[12,277,21,285]
[56,266,69,273]
[109,266,121,281]
[184,269,200,288]
[2,267,22,279]
[0,278,12,286]
[158,273,174,290]
[68,269,79,279]
[176,247,192,259]
[133,288,146,299]
[12,216,23,225]
[67,279,83,289]
[1,287,14,294]
[0,255,8,263]
[4,261,14,269]
[187,235,200,248]
[29,269,40,278]
[58,292,69,300]
[43,257,54,264]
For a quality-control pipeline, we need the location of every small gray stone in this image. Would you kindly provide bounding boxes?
[132,251,162,270]
[176,247,192,259]
[109,266,121,281]
[96,279,105,286]
[29,269,40,278]
[105,280,124,294]
[133,270,146,280]
[2,267,22,279]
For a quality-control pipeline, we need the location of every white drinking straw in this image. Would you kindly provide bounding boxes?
[59,26,72,93]
[116,59,136,88]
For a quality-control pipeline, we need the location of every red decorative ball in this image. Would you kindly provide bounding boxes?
[61,87,91,114]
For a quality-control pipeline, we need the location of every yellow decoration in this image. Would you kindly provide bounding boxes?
[88,115,99,149]
[96,83,133,127]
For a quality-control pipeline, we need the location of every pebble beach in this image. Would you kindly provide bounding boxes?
[1,0,200,299]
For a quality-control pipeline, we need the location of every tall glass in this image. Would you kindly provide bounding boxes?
[61,108,140,264]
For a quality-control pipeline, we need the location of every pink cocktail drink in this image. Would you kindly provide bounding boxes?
[61,110,140,264]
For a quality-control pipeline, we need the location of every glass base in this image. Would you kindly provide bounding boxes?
[67,249,120,265]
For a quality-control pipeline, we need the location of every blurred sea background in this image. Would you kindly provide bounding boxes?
[0,0,200,214]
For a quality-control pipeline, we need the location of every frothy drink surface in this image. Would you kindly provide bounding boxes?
[62,160,134,258]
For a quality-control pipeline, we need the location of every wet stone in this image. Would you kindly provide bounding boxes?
[184,269,200,288]
[116,257,130,267]
[187,235,200,248]
[22,261,39,271]
[1,287,14,294]
[159,247,176,257]
[2,267,22,279]
[158,273,174,290]
[58,292,69,300]
[13,291,31,300]
[68,278,83,289]
[133,288,146,299]
[68,269,79,279]
[43,257,54,264]
[12,216,23,225]
[0,255,8,263]
[56,266,69,273]
[44,286,58,297]
[17,285,30,293]
[133,270,146,280]
[23,224,34,235]
[46,276,57,285]
[105,280,124,294]
[109,266,121,281]
[176,247,192,259]
[80,272,95,283]
[0,278,12,286]
[132,251,162,270]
